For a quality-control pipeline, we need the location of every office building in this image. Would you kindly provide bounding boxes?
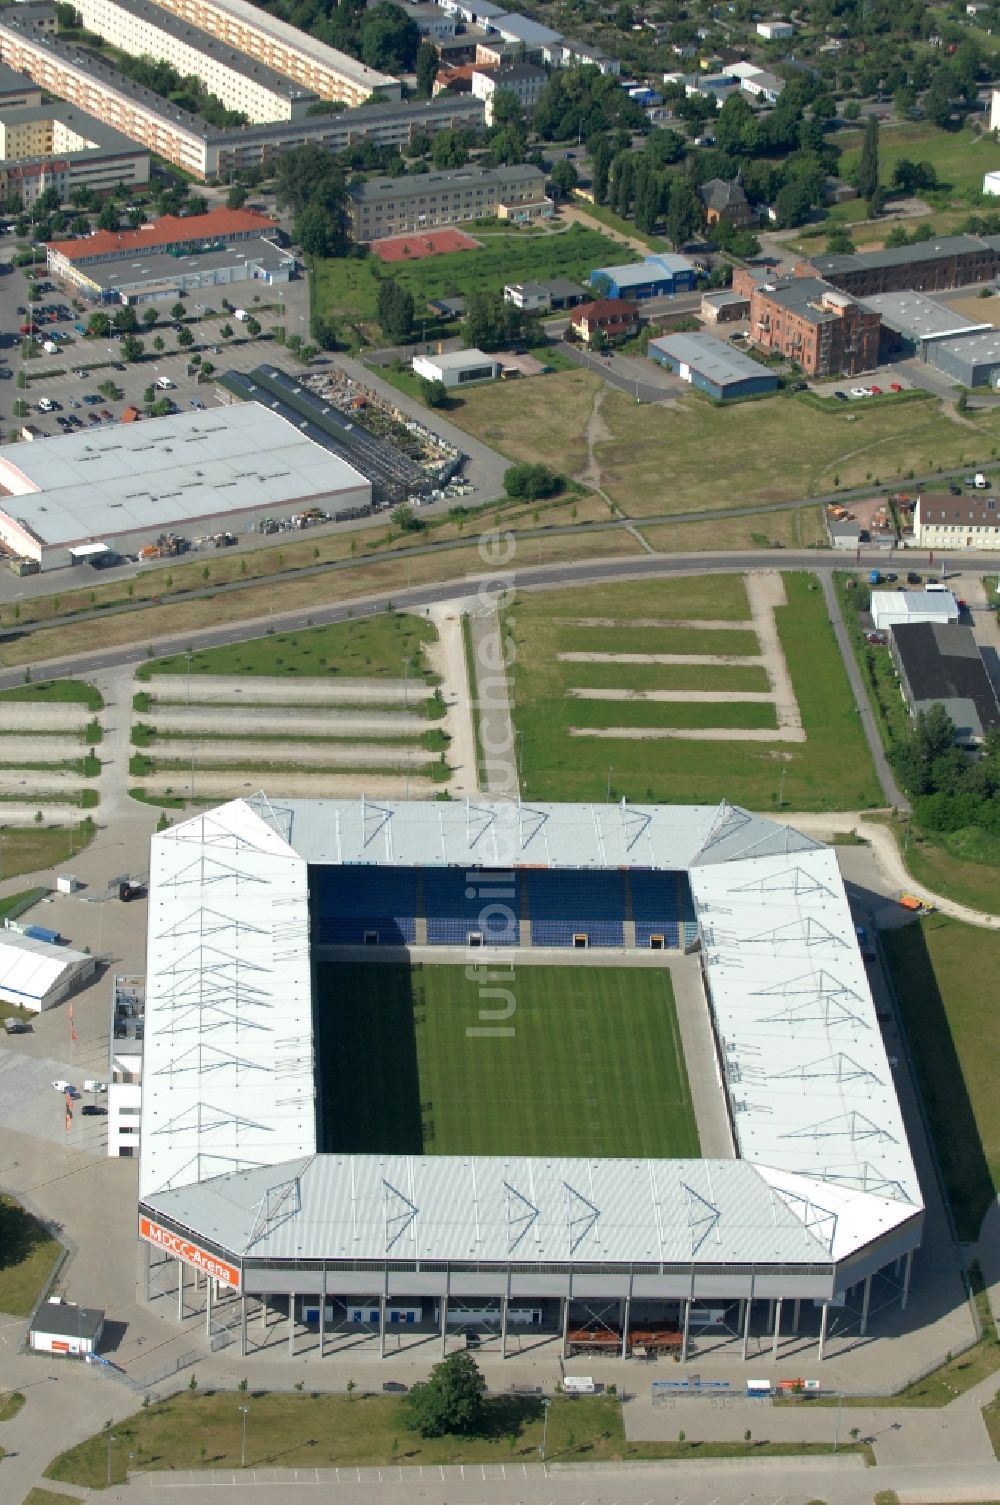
[346,163,546,241]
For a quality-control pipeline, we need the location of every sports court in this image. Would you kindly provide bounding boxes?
[314,961,699,1160]
[371,228,481,262]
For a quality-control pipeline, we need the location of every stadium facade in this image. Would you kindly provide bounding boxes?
[138,796,923,1361]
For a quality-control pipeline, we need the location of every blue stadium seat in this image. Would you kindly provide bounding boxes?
[312,865,417,945]
[526,870,625,948]
[631,872,687,949]
[424,869,520,946]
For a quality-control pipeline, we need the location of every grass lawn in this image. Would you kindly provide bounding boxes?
[451,377,996,516]
[902,826,1000,915]
[0,888,47,922]
[0,1196,61,1318]
[139,613,440,683]
[0,825,95,884]
[312,226,634,325]
[0,1390,24,1421]
[505,572,881,810]
[881,918,1000,1242]
[0,679,103,710]
[560,624,758,655]
[316,962,698,1159]
[641,504,827,553]
[44,1389,870,1487]
[836,121,993,203]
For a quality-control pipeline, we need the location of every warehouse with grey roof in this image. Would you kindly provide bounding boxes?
[648,331,778,400]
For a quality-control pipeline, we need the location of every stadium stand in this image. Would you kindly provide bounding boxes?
[677,874,699,948]
[526,870,625,948]
[312,866,417,945]
[424,869,520,946]
[631,871,683,950]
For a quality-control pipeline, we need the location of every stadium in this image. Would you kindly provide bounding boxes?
[137,796,923,1364]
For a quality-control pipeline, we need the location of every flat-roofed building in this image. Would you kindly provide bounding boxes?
[144,0,399,105]
[412,347,499,387]
[0,403,372,570]
[591,253,697,300]
[470,60,545,125]
[72,0,318,121]
[859,290,991,362]
[346,162,546,241]
[648,330,778,400]
[81,237,296,303]
[0,56,43,108]
[0,98,149,207]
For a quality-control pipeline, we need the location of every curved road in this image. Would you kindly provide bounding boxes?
[5,544,997,812]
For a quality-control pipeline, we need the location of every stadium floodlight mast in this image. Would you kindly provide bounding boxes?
[539,1397,551,1463]
[106,1432,117,1487]
[239,1403,249,1468]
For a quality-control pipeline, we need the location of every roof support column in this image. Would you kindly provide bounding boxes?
[319,1265,326,1359]
[143,1240,150,1303]
[177,1259,184,1322]
[288,1294,295,1358]
[902,1249,913,1311]
[379,1294,386,1360]
[261,1296,268,1332]
[680,1298,691,1365]
[205,1274,212,1340]
[860,1274,872,1336]
[561,1293,570,1360]
[741,1273,754,1362]
[440,1292,448,1358]
[240,1292,247,1358]
[817,1299,829,1362]
[621,1280,631,1361]
[791,1298,800,1334]
[771,1297,782,1363]
[500,1296,508,1360]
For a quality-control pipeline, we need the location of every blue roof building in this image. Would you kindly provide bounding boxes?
[648,331,778,401]
[591,253,697,300]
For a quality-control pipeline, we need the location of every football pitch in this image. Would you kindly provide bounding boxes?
[315,962,700,1160]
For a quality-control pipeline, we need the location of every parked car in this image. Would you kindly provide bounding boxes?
[83,393,100,404]
[889,382,903,392]
[884,572,898,582]
[949,484,962,495]
[869,384,882,395]
[833,390,848,401]
[51,1080,77,1094]
[850,387,870,398]
[81,1105,107,1116]
[84,1079,107,1093]
[906,571,921,584]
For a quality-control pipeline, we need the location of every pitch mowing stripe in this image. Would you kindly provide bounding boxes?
[315,962,701,1159]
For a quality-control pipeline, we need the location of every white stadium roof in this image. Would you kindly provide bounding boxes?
[0,404,368,548]
[139,798,923,1274]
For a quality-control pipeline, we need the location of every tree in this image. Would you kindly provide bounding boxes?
[590,138,613,206]
[550,159,578,199]
[87,311,111,337]
[462,291,527,352]
[377,279,414,343]
[142,306,158,329]
[405,1352,487,1439]
[431,129,468,170]
[226,183,248,210]
[143,385,155,405]
[856,114,879,203]
[177,327,194,348]
[295,202,341,258]
[666,176,701,250]
[121,334,144,362]
[170,301,186,322]
[245,316,262,339]
[311,314,336,349]
[361,0,419,71]
[773,177,815,229]
[97,199,119,232]
[420,377,448,407]
[503,462,561,500]
[391,502,422,531]
[415,39,438,99]
[112,305,138,333]
[152,335,165,352]
[644,128,686,167]
[825,226,855,255]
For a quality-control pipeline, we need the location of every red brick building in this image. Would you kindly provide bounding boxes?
[732,269,879,378]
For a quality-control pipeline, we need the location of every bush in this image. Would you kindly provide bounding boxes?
[503,463,562,501]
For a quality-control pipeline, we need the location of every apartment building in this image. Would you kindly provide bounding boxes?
[733,269,880,378]
[470,61,545,125]
[0,15,482,176]
[73,0,317,121]
[913,491,1000,551]
[0,56,42,109]
[145,0,400,106]
[345,163,546,241]
[0,99,149,206]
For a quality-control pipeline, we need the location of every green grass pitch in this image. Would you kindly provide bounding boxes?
[315,962,700,1160]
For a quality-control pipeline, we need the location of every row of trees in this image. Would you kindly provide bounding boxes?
[892,706,1000,837]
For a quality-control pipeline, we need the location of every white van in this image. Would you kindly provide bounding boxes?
[155,376,174,390]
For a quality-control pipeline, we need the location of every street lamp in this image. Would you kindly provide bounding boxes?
[239,1403,249,1468]
[832,1391,843,1452]
[539,1397,551,1462]
[106,1432,118,1487]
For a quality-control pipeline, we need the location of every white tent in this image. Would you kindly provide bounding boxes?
[0,933,94,1012]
